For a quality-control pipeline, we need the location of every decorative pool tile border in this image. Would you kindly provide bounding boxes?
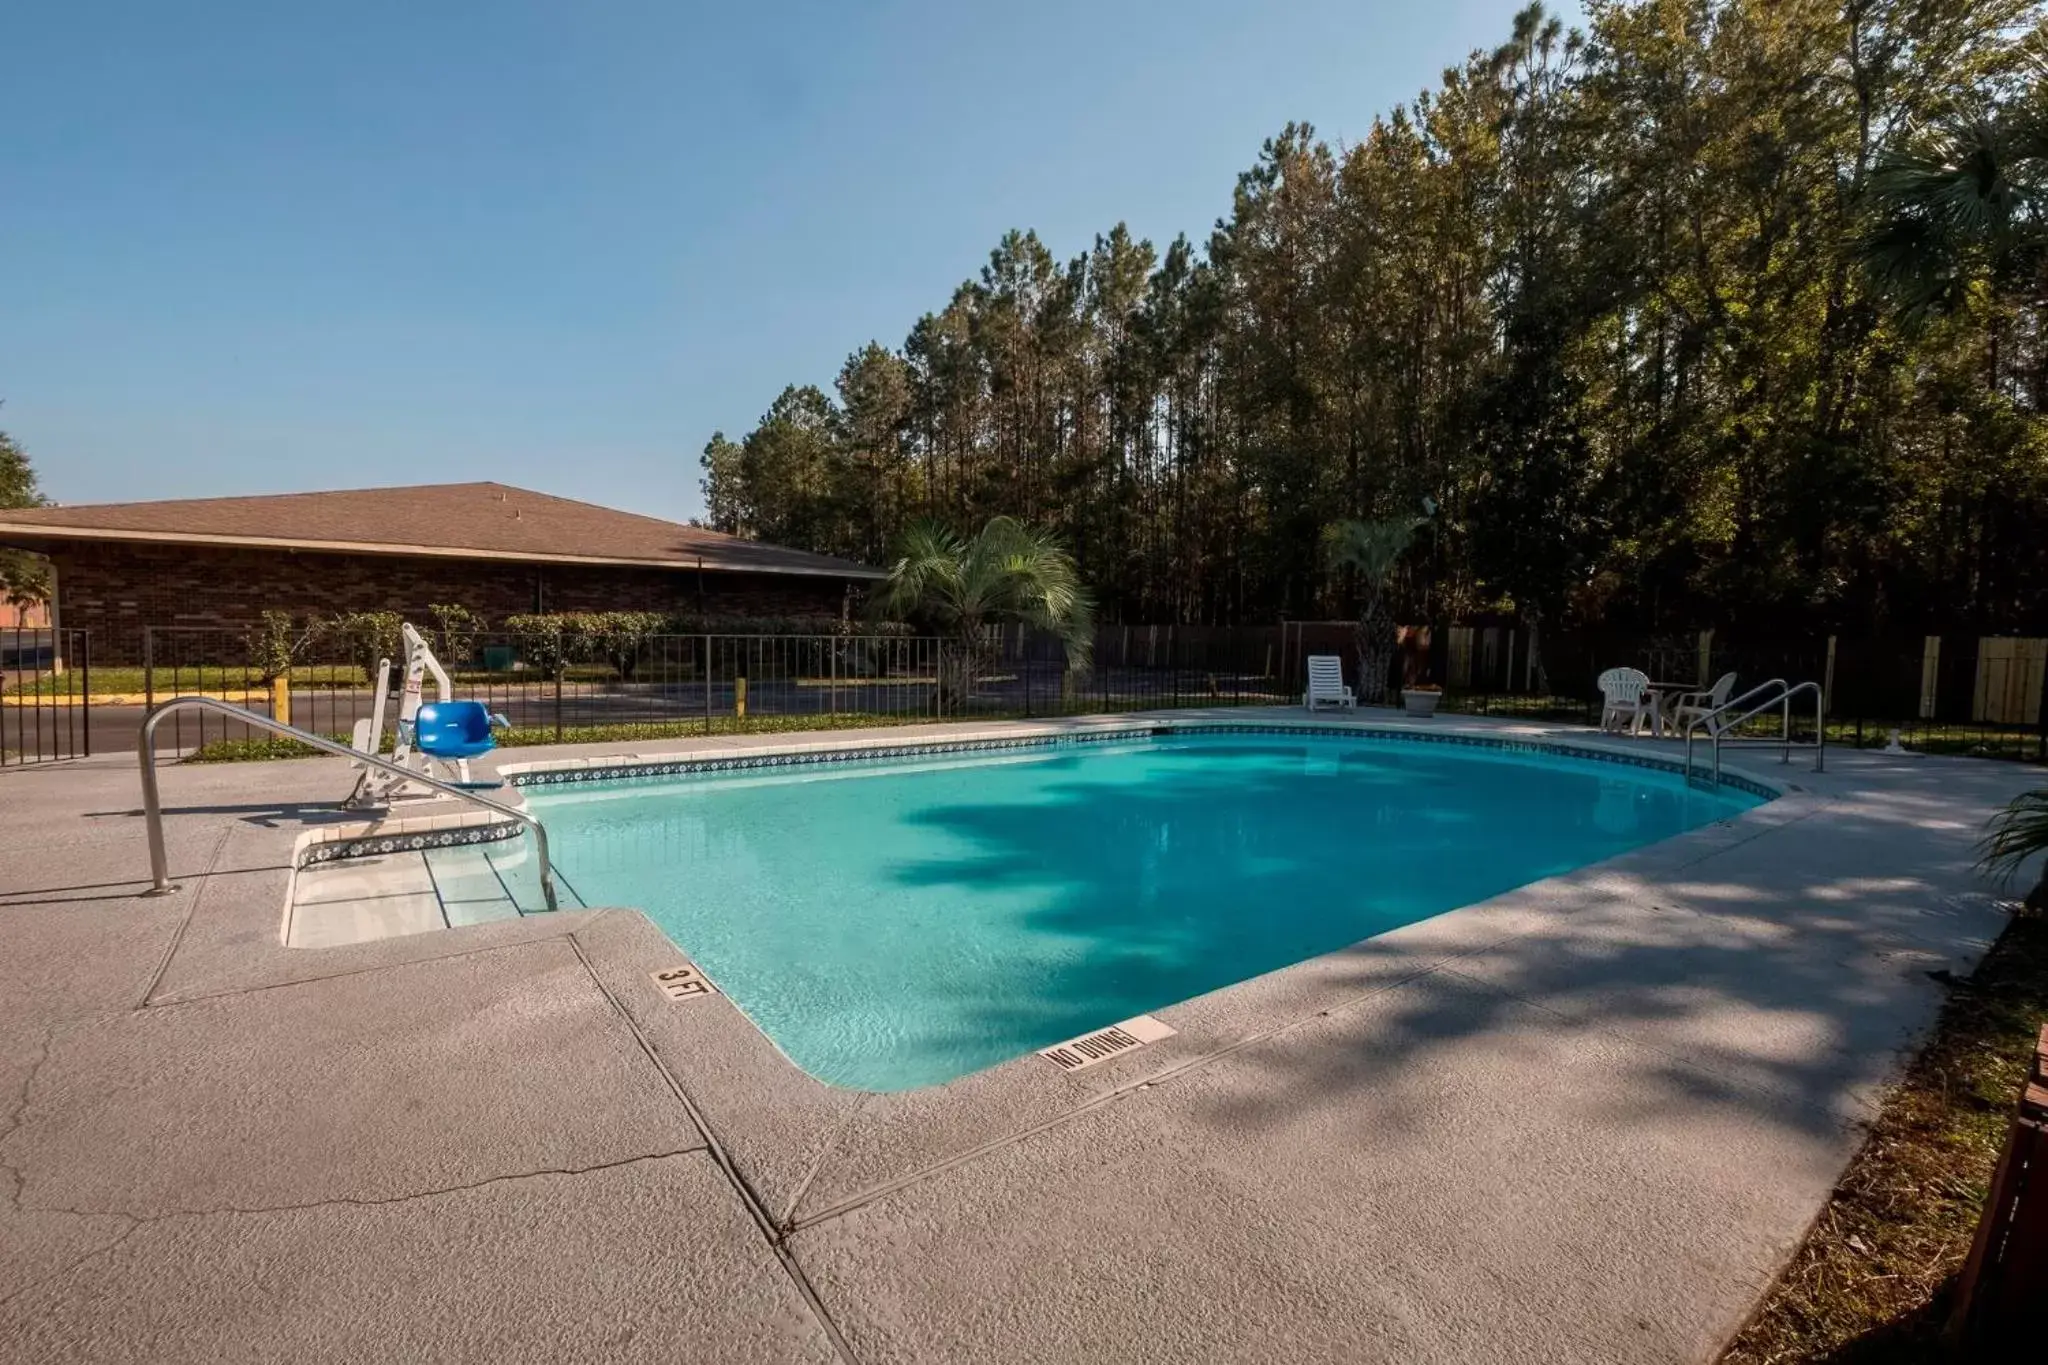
[504,722,1782,803]
[299,817,526,868]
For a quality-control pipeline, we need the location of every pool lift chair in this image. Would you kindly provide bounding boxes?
[345,622,510,809]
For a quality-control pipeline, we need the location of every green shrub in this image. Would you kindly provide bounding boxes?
[660,613,913,638]
[501,611,670,678]
[561,611,668,678]
[496,611,918,681]
[244,610,321,683]
[504,613,567,678]
[327,611,404,681]
[497,711,925,746]
[427,603,485,666]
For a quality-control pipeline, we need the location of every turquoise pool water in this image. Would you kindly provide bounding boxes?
[525,733,1763,1091]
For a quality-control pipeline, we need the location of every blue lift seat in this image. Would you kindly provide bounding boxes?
[412,701,504,761]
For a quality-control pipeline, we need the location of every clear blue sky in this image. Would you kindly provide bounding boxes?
[3,0,1548,523]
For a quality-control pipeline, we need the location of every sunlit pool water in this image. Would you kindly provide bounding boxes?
[524,732,1763,1090]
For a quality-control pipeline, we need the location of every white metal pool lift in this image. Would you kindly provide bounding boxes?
[345,622,509,808]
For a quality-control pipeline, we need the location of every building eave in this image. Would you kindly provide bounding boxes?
[0,523,889,580]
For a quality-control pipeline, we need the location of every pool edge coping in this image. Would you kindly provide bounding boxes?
[494,715,1790,804]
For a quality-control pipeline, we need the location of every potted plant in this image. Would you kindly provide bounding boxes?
[1402,682,1443,718]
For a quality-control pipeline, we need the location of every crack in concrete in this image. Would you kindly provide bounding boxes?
[566,930,865,1365]
[780,1093,868,1231]
[0,1218,142,1310]
[15,1147,706,1225]
[136,824,231,1009]
[1669,797,1835,873]
[0,1026,54,1154]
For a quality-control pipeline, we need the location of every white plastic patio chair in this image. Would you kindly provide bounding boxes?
[1597,667,1654,735]
[1669,671,1737,735]
[1303,655,1356,711]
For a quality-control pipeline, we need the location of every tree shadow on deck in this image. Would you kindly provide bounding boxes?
[891,742,2012,1147]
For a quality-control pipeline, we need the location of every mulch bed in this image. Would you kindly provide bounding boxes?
[1721,905,2048,1362]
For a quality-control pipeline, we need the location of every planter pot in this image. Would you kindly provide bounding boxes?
[1403,690,1441,718]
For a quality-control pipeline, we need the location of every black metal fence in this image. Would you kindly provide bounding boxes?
[131,628,941,757]
[0,627,91,766]
[29,620,2046,766]
[1351,623,2048,762]
[992,623,1292,712]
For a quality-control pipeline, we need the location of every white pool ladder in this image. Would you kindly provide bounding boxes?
[136,694,558,911]
[1681,678,1826,787]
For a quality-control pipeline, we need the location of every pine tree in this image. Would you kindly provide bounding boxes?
[699,0,2048,635]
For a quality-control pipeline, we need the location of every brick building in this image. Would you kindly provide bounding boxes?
[0,482,882,663]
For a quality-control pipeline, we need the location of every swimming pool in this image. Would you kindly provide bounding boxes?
[522,729,1765,1091]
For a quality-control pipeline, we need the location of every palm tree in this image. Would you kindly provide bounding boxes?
[1321,516,1422,706]
[873,516,1094,708]
[1872,104,2048,909]
[1980,790,2048,913]
[1860,105,2048,323]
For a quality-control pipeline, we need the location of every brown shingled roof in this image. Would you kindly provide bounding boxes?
[0,481,882,578]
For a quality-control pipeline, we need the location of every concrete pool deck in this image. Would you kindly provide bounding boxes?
[0,708,2035,1362]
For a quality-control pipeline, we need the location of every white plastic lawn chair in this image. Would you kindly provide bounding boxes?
[1303,655,1356,711]
[1597,667,1654,735]
[1669,671,1737,735]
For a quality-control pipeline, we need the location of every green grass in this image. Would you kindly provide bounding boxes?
[151,691,2048,766]
[1833,725,2043,762]
[1722,905,2048,1362]
[1441,692,2046,762]
[183,730,396,763]
[184,736,337,762]
[498,712,940,746]
[182,710,940,761]
[20,662,941,695]
[445,665,618,685]
[1439,692,1593,723]
[11,664,366,697]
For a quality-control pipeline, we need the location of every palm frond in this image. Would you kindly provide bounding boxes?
[875,514,1095,673]
[980,518,1095,671]
[1858,215,1968,323]
[1321,517,1422,588]
[873,519,968,629]
[1860,112,2048,321]
[1978,788,2048,886]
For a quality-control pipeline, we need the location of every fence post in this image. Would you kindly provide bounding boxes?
[79,631,91,758]
[2037,647,2048,762]
[703,635,714,733]
[1823,635,1837,719]
[1920,636,1941,719]
[552,668,563,744]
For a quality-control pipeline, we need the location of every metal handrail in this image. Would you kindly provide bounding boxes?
[138,695,557,911]
[1682,678,1825,786]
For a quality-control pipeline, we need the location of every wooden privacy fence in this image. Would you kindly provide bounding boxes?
[1947,1024,2048,1349]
